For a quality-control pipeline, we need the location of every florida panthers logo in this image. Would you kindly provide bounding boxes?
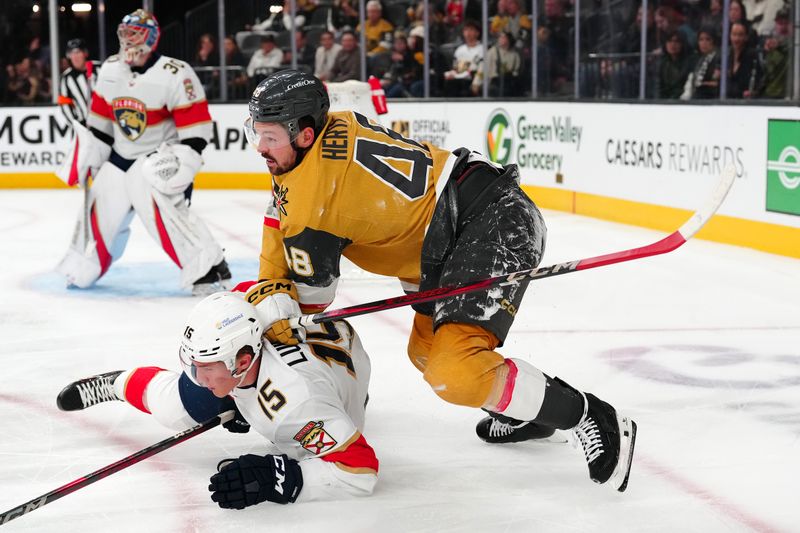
[112,97,147,141]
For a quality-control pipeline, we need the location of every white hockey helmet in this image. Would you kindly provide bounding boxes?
[178,292,263,386]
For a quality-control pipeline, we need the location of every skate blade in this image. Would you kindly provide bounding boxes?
[610,416,637,492]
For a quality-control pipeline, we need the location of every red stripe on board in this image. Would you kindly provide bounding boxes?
[89,203,112,275]
[173,101,211,129]
[494,358,519,413]
[263,216,280,229]
[577,232,686,270]
[124,367,164,414]
[152,199,182,267]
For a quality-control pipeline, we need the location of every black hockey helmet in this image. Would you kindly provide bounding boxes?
[248,70,329,139]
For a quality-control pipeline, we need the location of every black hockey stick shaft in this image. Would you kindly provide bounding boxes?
[298,166,735,326]
[0,410,234,526]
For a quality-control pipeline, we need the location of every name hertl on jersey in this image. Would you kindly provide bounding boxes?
[88,54,212,160]
[259,110,457,313]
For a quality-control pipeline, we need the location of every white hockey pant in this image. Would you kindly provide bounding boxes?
[56,159,223,288]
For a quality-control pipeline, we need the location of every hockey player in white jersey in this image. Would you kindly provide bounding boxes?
[56,289,378,506]
[55,9,231,295]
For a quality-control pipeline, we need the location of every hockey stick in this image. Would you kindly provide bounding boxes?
[0,410,234,526]
[298,165,736,326]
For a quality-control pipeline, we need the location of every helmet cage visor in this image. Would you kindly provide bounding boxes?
[243,116,300,150]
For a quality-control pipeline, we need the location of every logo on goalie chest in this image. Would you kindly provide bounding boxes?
[112,97,147,141]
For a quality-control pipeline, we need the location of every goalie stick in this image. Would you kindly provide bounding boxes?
[0,410,234,526]
[297,165,736,327]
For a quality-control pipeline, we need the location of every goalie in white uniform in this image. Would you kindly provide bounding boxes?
[56,289,378,507]
[56,9,231,295]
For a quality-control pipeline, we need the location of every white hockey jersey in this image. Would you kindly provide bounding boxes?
[232,320,378,502]
[88,54,212,160]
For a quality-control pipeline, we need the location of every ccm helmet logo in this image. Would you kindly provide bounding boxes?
[286,79,314,90]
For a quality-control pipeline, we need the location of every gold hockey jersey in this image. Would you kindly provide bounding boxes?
[260,111,457,313]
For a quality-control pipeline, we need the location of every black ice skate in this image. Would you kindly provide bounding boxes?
[192,259,233,296]
[572,393,637,492]
[476,412,558,444]
[57,371,123,411]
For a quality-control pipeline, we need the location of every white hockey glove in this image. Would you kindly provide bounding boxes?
[244,279,306,346]
[55,122,111,187]
[142,143,202,196]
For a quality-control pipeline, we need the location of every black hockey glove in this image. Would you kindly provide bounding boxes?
[219,396,249,434]
[209,454,303,509]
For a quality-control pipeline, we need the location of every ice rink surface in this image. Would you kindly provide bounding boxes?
[0,189,798,533]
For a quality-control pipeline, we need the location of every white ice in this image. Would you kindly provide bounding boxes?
[0,189,798,533]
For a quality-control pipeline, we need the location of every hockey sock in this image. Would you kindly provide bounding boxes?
[483,358,585,429]
[114,366,164,414]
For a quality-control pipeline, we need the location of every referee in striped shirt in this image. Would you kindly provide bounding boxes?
[58,39,100,127]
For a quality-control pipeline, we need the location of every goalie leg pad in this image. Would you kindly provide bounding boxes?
[125,168,224,287]
[56,162,134,287]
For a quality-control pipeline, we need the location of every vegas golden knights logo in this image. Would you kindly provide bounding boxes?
[391,120,410,138]
[112,97,147,141]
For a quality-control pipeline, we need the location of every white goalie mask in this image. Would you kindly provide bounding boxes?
[179,292,263,387]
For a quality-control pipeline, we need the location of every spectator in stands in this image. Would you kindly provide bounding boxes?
[624,5,658,52]
[194,33,218,68]
[224,35,247,68]
[699,0,723,34]
[333,0,359,30]
[357,0,394,56]
[728,0,759,42]
[247,34,284,78]
[742,0,784,37]
[329,30,361,82]
[284,29,316,69]
[443,19,484,97]
[761,5,791,99]
[538,0,572,71]
[472,31,521,97]
[408,3,449,46]
[12,57,42,105]
[314,30,342,81]
[408,26,444,96]
[490,0,532,46]
[682,28,720,99]
[252,0,307,33]
[381,31,422,97]
[223,36,249,96]
[536,19,572,95]
[654,6,695,50]
[658,30,692,98]
[727,21,762,98]
[446,0,465,27]
[193,33,218,97]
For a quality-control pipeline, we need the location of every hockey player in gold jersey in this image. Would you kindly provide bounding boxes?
[244,70,637,491]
